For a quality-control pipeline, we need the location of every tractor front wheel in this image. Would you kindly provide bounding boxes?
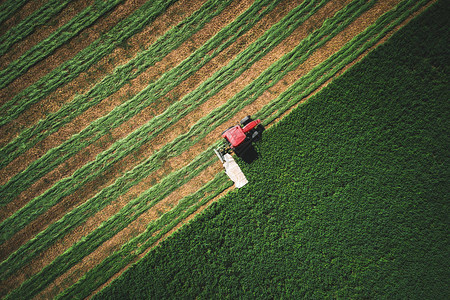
[240,115,252,126]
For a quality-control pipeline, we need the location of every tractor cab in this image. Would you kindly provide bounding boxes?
[222,125,246,148]
[215,116,264,164]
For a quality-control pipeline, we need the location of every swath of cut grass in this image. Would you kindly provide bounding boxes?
[0,0,179,127]
[0,0,125,90]
[0,0,28,25]
[0,0,72,56]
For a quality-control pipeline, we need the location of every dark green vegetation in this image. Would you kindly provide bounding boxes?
[97,1,449,298]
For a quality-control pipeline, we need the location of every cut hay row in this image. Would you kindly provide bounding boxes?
[0,0,72,56]
[0,0,433,298]
[0,0,94,68]
[0,0,125,90]
[0,0,178,126]
[0,0,28,25]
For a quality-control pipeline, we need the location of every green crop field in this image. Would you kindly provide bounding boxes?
[0,0,445,298]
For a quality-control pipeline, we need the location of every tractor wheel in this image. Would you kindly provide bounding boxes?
[257,124,265,133]
[240,115,252,126]
[251,131,260,141]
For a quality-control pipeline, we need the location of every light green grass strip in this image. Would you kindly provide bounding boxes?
[0,0,178,127]
[0,0,233,170]
[0,0,125,90]
[0,0,283,234]
[0,0,72,56]
[0,0,28,25]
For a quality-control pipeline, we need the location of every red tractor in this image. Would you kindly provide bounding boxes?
[214,116,264,164]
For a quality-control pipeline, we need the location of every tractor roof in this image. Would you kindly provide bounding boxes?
[223,125,246,147]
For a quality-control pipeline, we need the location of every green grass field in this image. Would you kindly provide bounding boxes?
[95,1,449,298]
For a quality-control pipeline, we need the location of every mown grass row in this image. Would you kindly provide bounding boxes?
[0,0,178,127]
[58,0,435,296]
[2,0,370,291]
[0,0,72,56]
[0,0,285,239]
[0,0,28,26]
[0,0,234,171]
[57,171,232,299]
[0,0,125,90]
[0,0,315,277]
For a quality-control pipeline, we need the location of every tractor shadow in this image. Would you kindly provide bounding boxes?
[240,144,259,164]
